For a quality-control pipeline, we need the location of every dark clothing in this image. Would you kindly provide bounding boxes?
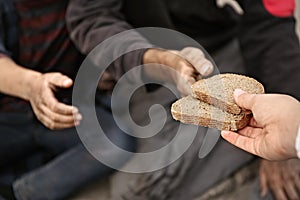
[0,99,135,200]
[67,0,300,100]
[0,0,135,199]
[0,0,84,113]
[0,0,18,58]
[66,0,300,199]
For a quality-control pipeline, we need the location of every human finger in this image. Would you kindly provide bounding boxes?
[42,89,77,115]
[238,126,263,138]
[177,77,194,96]
[221,131,258,155]
[270,183,288,200]
[259,167,268,197]
[33,105,78,130]
[283,181,299,200]
[267,171,288,200]
[180,47,205,58]
[294,173,300,194]
[180,47,214,76]
[46,73,73,88]
[40,114,79,130]
[40,104,82,124]
[234,89,257,111]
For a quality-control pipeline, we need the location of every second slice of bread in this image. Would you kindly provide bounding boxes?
[171,96,252,131]
[191,74,264,114]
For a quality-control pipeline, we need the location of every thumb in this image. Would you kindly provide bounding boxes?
[234,89,256,111]
[47,73,73,88]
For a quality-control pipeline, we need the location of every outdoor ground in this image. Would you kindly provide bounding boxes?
[69,159,259,200]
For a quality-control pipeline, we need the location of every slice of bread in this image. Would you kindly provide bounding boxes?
[191,74,264,114]
[171,96,252,131]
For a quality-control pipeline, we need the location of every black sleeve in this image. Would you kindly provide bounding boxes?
[238,0,300,99]
[66,0,153,80]
[0,1,12,57]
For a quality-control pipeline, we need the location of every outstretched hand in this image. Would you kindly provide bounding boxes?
[143,47,214,96]
[221,89,300,161]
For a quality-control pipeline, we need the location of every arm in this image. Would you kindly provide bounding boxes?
[66,0,213,95]
[67,0,151,80]
[237,0,300,99]
[0,56,81,130]
[0,56,40,101]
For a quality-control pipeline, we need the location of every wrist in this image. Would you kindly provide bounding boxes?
[22,69,42,101]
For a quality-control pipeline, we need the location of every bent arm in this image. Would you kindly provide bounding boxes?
[67,0,152,80]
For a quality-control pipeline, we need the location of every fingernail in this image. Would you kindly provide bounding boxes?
[200,63,212,76]
[75,121,80,126]
[221,131,230,136]
[234,89,246,98]
[72,107,78,114]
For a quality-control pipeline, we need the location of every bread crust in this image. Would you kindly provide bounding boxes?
[191,74,264,115]
[171,109,252,131]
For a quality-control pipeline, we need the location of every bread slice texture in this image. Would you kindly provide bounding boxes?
[192,74,264,114]
[171,96,252,131]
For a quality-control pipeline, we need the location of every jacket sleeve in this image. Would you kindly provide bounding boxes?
[0,1,12,57]
[66,0,154,80]
[237,0,300,99]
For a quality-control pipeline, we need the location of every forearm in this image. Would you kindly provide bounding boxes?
[0,56,41,100]
[67,0,153,80]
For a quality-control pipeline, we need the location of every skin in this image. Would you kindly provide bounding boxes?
[0,56,81,130]
[221,89,300,200]
[259,159,300,200]
[98,47,214,95]
[142,47,214,96]
[221,89,300,161]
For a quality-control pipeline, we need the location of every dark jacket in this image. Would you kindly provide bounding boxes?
[67,0,300,99]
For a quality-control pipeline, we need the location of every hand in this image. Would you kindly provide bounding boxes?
[143,47,214,96]
[98,71,116,91]
[259,159,300,200]
[28,72,82,130]
[221,89,300,160]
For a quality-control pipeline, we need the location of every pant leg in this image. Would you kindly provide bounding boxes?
[110,39,254,199]
[13,99,136,200]
[0,112,36,168]
[110,85,254,200]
